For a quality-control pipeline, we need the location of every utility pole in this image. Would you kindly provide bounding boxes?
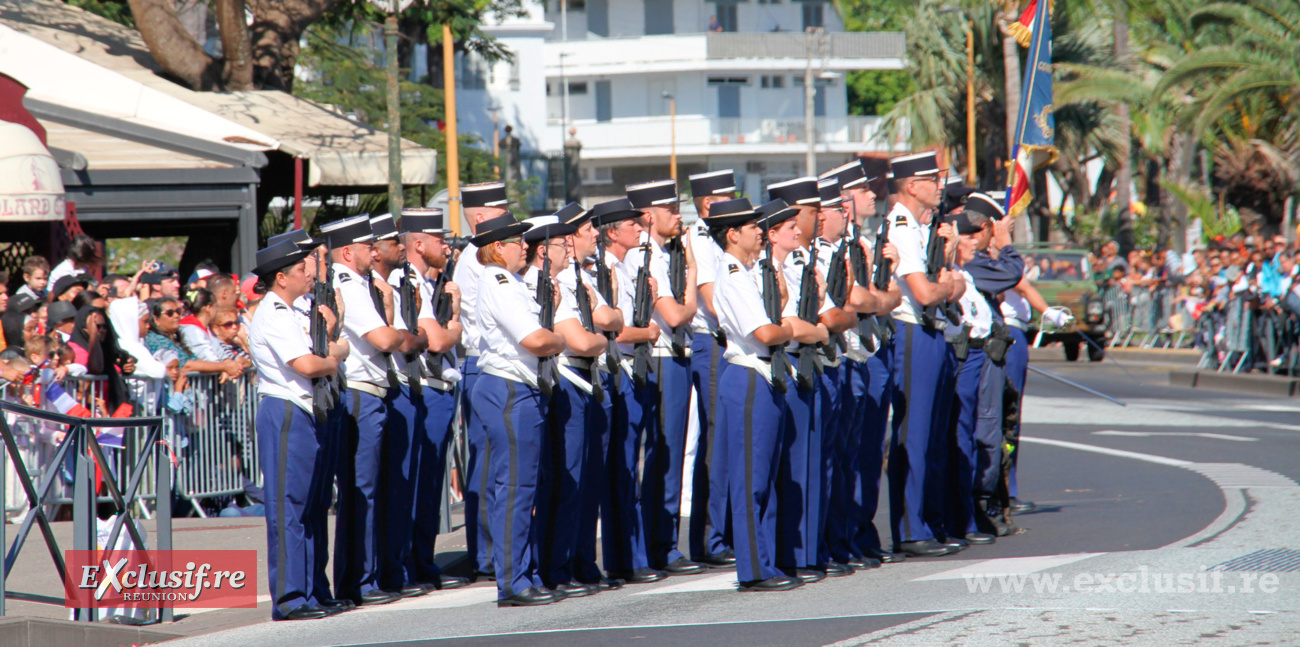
[385,8,403,216]
[803,26,823,176]
[966,20,976,186]
[665,91,677,181]
[442,23,461,235]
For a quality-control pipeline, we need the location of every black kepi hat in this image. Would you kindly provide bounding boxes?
[461,182,509,209]
[626,179,684,209]
[755,199,799,229]
[819,159,873,190]
[889,151,944,180]
[818,178,843,207]
[688,169,737,197]
[766,177,820,206]
[252,238,311,278]
[522,215,578,243]
[369,213,399,241]
[320,214,376,248]
[400,207,447,234]
[964,192,1007,222]
[553,202,592,228]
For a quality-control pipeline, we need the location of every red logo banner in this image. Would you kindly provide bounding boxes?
[64,550,258,609]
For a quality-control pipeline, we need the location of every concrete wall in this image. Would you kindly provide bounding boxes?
[545,0,846,39]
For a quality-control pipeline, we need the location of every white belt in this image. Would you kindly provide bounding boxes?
[556,363,594,394]
[726,354,776,385]
[690,325,716,336]
[1005,318,1029,330]
[817,353,842,369]
[464,347,481,357]
[843,349,870,363]
[892,313,920,326]
[481,364,537,389]
[650,346,690,358]
[347,380,388,398]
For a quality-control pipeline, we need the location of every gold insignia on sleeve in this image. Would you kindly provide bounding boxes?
[895,215,908,226]
[728,264,740,274]
[495,273,509,285]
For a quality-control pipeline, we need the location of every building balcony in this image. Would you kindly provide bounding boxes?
[546,114,896,160]
[544,31,904,76]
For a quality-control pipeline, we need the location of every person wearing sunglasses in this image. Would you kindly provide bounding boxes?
[144,297,243,381]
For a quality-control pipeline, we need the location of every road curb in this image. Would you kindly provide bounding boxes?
[1168,368,1300,397]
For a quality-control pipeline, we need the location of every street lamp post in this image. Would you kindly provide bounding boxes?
[966,20,976,185]
[663,91,677,181]
[559,52,571,204]
[803,26,820,176]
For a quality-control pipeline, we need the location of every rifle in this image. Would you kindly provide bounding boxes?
[572,261,605,401]
[310,245,339,422]
[369,269,400,388]
[795,214,824,391]
[666,235,689,356]
[759,223,791,393]
[399,260,424,397]
[862,215,897,349]
[593,237,623,388]
[535,240,560,397]
[922,198,962,330]
[427,251,457,375]
[631,241,655,388]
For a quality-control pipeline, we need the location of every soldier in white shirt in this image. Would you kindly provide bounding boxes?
[765,178,855,581]
[450,181,511,580]
[468,213,568,607]
[707,198,800,592]
[883,152,965,559]
[248,237,349,620]
[321,215,426,607]
[589,199,665,585]
[684,169,739,568]
[393,209,469,591]
[819,160,907,566]
[622,179,705,576]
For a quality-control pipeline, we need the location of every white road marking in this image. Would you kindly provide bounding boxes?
[911,554,1102,582]
[1092,430,1257,442]
[1021,437,1193,467]
[634,573,737,595]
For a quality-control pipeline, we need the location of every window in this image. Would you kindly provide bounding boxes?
[581,166,613,183]
[568,81,589,95]
[802,1,824,29]
[509,61,521,91]
[760,75,785,89]
[596,81,612,122]
[717,85,740,118]
[714,3,737,32]
[455,52,487,90]
[708,76,749,86]
[645,0,674,35]
[757,0,780,4]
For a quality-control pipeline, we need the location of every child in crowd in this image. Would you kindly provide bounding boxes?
[15,256,50,302]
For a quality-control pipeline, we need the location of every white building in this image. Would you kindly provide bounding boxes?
[457,0,904,210]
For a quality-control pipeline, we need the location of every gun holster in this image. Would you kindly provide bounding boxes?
[951,324,973,362]
[985,322,1015,364]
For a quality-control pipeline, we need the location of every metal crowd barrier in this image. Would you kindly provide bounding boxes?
[0,399,173,622]
[2,371,261,521]
[1101,285,1194,349]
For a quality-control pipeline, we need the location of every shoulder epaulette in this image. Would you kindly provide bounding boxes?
[274,302,289,311]
[728,263,740,274]
[894,215,908,226]
[337,272,352,283]
[495,272,509,285]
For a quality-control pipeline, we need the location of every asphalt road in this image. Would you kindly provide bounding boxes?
[162,359,1300,647]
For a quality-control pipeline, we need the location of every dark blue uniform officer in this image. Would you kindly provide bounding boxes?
[709,198,801,592]
[248,237,345,620]
[469,213,570,607]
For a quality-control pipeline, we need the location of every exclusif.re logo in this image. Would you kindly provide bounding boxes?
[64,550,258,609]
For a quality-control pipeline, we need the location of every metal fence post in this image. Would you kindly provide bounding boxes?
[71,422,94,622]
[156,430,173,623]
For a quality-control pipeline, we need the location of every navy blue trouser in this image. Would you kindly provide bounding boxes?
[335,388,388,600]
[575,370,616,582]
[720,363,787,583]
[258,397,326,619]
[379,384,420,590]
[1005,326,1029,498]
[409,385,457,584]
[604,368,650,573]
[638,354,692,568]
[946,348,986,537]
[462,356,495,574]
[889,322,949,545]
[312,402,345,603]
[975,357,1007,503]
[852,346,893,555]
[689,331,731,559]
[923,343,957,538]
[818,362,848,565]
[476,374,549,600]
[536,375,592,587]
[777,377,819,570]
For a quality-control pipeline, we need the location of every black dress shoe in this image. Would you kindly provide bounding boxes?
[936,536,969,551]
[427,575,470,590]
[577,576,625,591]
[663,557,706,576]
[864,547,906,564]
[738,575,804,592]
[821,561,855,577]
[608,568,668,584]
[554,581,599,598]
[784,568,826,584]
[845,555,882,569]
[696,551,738,568]
[319,598,356,612]
[281,604,330,620]
[392,584,429,598]
[964,532,996,545]
[1010,497,1037,514]
[356,589,401,606]
[896,540,957,558]
[497,587,557,607]
[471,570,497,583]
[546,587,569,601]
